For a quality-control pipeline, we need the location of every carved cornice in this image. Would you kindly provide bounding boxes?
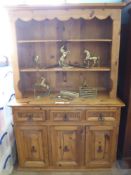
[8,9,121,22]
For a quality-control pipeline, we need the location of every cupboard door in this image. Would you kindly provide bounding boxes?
[50,126,85,168]
[15,126,48,168]
[86,126,117,168]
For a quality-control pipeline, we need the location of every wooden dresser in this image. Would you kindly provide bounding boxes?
[7,3,125,170]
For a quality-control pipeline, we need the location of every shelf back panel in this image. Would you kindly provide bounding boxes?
[16,18,112,41]
[20,72,110,96]
[17,42,111,69]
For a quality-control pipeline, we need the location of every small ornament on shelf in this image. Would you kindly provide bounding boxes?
[60,90,79,98]
[59,45,70,67]
[34,76,50,98]
[33,55,40,68]
[54,90,79,101]
[79,80,97,98]
[83,49,100,68]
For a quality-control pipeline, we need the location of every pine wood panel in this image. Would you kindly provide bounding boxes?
[13,107,46,122]
[49,108,85,121]
[10,20,22,98]
[86,126,117,168]
[16,18,112,41]
[15,126,48,168]
[86,108,118,123]
[50,126,85,168]
[110,15,121,98]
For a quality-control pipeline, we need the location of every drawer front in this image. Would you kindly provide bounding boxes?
[50,109,84,121]
[14,108,46,122]
[86,109,117,122]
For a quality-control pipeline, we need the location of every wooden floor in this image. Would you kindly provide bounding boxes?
[11,167,131,175]
[11,170,131,175]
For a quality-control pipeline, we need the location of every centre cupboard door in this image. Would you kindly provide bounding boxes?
[50,126,85,168]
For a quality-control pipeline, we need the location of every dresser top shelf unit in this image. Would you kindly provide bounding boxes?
[8,4,123,99]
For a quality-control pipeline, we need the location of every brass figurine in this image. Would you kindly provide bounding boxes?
[83,50,100,67]
[34,77,50,98]
[79,80,97,98]
[33,55,40,68]
[59,45,70,67]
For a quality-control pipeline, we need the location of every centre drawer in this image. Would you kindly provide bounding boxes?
[86,109,117,122]
[50,108,84,121]
[13,107,46,122]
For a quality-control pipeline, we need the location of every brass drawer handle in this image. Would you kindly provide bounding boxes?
[27,114,33,121]
[98,113,104,122]
[64,114,69,121]
[31,146,37,153]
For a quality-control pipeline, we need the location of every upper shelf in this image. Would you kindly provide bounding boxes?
[17,39,112,43]
[20,67,111,72]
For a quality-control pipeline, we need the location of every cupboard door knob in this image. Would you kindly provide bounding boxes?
[63,145,69,152]
[31,146,37,153]
[64,114,68,121]
[97,145,103,153]
[27,114,33,121]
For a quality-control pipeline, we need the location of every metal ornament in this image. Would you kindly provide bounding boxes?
[60,90,79,98]
[79,80,97,98]
[59,45,70,67]
[83,50,100,68]
[34,77,50,98]
[33,55,40,68]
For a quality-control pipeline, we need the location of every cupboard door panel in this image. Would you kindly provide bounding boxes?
[15,126,48,168]
[50,126,85,168]
[86,126,117,168]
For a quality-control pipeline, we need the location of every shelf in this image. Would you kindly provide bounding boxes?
[20,67,111,72]
[17,39,112,43]
[9,93,125,107]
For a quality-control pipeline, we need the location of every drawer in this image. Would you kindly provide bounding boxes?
[50,109,84,121]
[14,108,46,122]
[86,109,117,122]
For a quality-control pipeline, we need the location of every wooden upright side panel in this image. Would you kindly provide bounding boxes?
[110,10,121,98]
[10,19,22,98]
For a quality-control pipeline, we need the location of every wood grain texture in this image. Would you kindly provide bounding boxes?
[7,4,124,170]
[86,126,117,168]
[15,126,48,168]
[50,125,85,168]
